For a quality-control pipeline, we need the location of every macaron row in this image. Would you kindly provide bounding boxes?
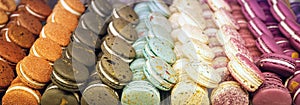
[2,0,86,104]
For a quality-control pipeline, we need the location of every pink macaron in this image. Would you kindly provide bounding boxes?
[274,36,290,48]
[289,31,300,52]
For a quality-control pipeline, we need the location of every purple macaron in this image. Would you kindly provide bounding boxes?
[270,0,297,21]
[279,18,300,39]
[248,17,273,38]
[285,71,300,95]
[256,35,284,54]
[274,36,290,48]
[252,72,292,105]
[241,0,267,21]
[289,31,300,52]
[257,53,296,78]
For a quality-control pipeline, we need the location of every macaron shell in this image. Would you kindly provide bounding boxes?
[0,61,14,88]
[256,35,284,54]
[30,38,62,62]
[67,42,96,67]
[42,23,71,46]
[270,0,296,21]
[7,25,35,48]
[2,85,41,105]
[0,40,26,64]
[82,83,119,105]
[110,18,138,42]
[82,12,105,35]
[18,12,42,35]
[115,6,139,24]
[62,0,85,15]
[147,38,176,64]
[48,10,78,32]
[41,84,79,105]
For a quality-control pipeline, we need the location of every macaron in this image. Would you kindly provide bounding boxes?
[17,12,42,35]
[132,37,146,58]
[252,73,292,105]
[270,0,297,21]
[227,53,265,92]
[29,38,62,62]
[216,25,244,45]
[97,53,133,89]
[112,5,139,24]
[0,10,8,29]
[72,27,101,49]
[240,0,267,21]
[40,23,71,46]
[289,31,300,52]
[22,0,51,20]
[171,80,209,105]
[248,17,273,38]
[283,48,299,58]
[176,24,209,44]
[51,57,89,92]
[65,42,96,67]
[278,18,300,39]
[143,56,177,91]
[212,56,229,69]
[257,53,296,78]
[143,37,176,64]
[0,0,16,12]
[80,12,106,35]
[274,36,290,48]
[181,39,215,65]
[148,0,171,17]
[16,56,52,89]
[0,60,15,92]
[224,38,253,61]
[0,40,26,66]
[101,35,135,63]
[207,0,232,12]
[211,81,249,105]
[88,0,112,18]
[81,82,119,105]
[57,0,85,17]
[41,84,80,105]
[146,12,172,33]
[47,9,78,32]
[148,24,174,48]
[256,35,284,54]
[108,18,138,44]
[285,71,300,94]
[2,82,41,105]
[121,80,160,105]
[184,60,221,88]
[213,8,240,29]
[3,25,35,49]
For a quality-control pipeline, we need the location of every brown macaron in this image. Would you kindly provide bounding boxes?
[40,23,71,46]
[29,38,62,62]
[22,0,52,20]
[2,82,42,105]
[0,0,17,12]
[0,10,8,28]
[16,56,52,89]
[56,0,85,17]
[0,60,15,92]
[17,12,42,35]
[3,25,35,49]
[0,40,26,65]
[47,10,78,31]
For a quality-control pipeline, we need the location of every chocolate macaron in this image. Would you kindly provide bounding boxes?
[108,18,138,44]
[0,40,26,66]
[3,25,35,49]
[22,0,52,20]
[17,12,42,35]
[0,60,15,92]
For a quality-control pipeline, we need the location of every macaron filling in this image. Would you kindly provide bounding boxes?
[103,41,133,63]
[257,37,272,53]
[249,20,263,36]
[242,1,255,18]
[112,8,120,18]
[98,61,127,86]
[51,13,56,23]
[52,71,85,87]
[91,0,105,17]
[32,45,42,58]
[273,4,285,20]
[25,5,45,19]
[60,0,81,16]
[108,22,133,44]
[260,58,296,70]
[280,21,300,42]
[19,63,46,87]
[4,29,12,42]
[6,86,40,103]
[40,27,47,39]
